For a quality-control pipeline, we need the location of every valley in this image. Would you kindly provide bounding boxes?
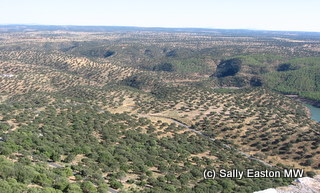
[0,25,319,193]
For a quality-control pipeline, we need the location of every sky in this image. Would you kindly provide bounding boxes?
[1,0,320,32]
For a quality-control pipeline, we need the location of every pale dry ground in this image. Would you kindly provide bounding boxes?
[106,96,136,114]
[137,96,317,176]
[68,176,77,183]
[120,173,141,192]
[0,61,100,96]
[92,131,103,142]
[5,120,19,132]
[4,153,22,163]
[0,31,128,44]
[2,73,318,175]
[0,95,8,103]
[264,154,318,173]
[108,88,319,174]
[70,154,86,165]
[191,150,217,161]
[1,29,320,192]
[0,50,138,86]
[273,37,307,43]
[27,184,43,189]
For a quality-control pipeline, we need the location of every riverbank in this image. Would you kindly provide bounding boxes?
[285,95,320,108]
[304,104,320,123]
[286,94,320,123]
[285,95,319,119]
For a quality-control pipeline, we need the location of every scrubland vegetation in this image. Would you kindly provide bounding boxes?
[0,25,319,192]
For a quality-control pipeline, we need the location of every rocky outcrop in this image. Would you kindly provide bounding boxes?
[255,175,320,193]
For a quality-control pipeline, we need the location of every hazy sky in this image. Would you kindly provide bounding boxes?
[1,0,319,32]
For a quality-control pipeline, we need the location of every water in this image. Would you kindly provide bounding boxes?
[305,104,320,122]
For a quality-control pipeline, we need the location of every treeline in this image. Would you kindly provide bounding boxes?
[264,65,320,101]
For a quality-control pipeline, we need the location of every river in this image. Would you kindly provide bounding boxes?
[305,104,320,122]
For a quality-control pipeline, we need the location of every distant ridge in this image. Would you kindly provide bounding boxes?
[1,24,320,35]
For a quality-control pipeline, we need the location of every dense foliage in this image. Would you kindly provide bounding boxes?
[264,65,320,101]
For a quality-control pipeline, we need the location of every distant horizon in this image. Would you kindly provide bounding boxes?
[1,23,320,33]
[1,0,319,33]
